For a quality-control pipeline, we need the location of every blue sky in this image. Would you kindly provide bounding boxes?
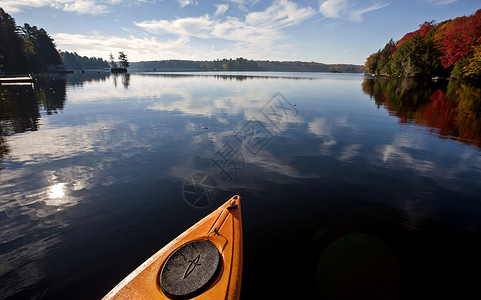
[2,0,480,64]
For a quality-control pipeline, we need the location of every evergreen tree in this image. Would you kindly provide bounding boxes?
[118,52,129,68]
[60,51,109,70]
[21,23,62,72]
[0,8,30,73]
[0,9,62,73]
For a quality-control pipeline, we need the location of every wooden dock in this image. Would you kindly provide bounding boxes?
[0,75,36,85]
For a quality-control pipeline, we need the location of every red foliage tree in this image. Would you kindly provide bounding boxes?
[418,21,436,37]
[397,21,435,48]
[437,9,481,68]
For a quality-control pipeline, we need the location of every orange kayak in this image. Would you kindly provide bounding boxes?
[103,195,243,300]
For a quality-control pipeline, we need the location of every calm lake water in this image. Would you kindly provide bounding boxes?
[1,72,481,299]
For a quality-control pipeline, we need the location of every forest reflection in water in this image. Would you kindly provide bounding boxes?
[3,74,481,170]
[0,72,131,169]
[362,78,481,148]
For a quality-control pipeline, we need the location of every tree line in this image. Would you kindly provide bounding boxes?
[60,51,109,70]
[0,8,61,74]
[1,8,111,74]
[130,58,365,73]
[365,9,481,79]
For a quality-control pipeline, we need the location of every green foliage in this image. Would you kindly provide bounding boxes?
[378,39,396,75]
[463,43,481,79]
[394,32,442,77]
[451,57,470,79]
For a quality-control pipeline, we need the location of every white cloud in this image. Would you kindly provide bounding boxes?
[53,33,191,61]
[319,0,389,22]
[53,31,287,61]
[225,0,250,4]
[224,0,259,11]
[137,16,214,38]
[0,0,49,13]
[177,0,198,8]
[245,0,315,28]
[319,0,350,19]
[1,0,110,15]
[57,0,110,15]
[427,0,458,5]
[135,0,315,49]
[214,4,229,17]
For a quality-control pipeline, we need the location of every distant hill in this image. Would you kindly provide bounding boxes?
[130,58,366,73]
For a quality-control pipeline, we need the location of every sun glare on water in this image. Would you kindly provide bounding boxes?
[48,183,66,199]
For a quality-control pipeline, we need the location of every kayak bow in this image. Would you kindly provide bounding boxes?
[103,195,243,300]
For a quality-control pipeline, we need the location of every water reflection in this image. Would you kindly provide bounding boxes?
[0,77,67,132]
[1,73,480,299]
[60,71,128,89]
[362,78,481,148]
[0,77,67,169]
[65,71,111,87]
[0,135,8,170]
[112,73,130,89]
[136,71,353,81]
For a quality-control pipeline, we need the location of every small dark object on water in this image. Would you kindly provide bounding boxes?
[202,126,209,129]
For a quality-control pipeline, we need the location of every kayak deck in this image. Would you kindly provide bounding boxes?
[103,195,243,300]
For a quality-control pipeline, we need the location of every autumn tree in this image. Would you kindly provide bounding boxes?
[463,42,481,78]
[390,21,442,77]
[377,39,397,75]
[365,9,481,79]
[365,52,379,74]
[435,10,481,69]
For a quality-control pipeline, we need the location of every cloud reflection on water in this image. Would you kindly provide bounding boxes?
[1,73,481,298]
